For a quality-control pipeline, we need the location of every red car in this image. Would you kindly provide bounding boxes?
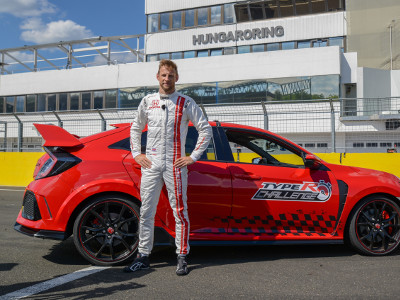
[15,121,400,265]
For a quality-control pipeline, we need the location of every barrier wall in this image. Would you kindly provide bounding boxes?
[0,152,399,187]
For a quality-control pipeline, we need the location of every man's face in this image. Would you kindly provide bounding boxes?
[157,66,178,94]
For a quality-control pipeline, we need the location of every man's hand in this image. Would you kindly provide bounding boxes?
[134,154,152,169]
[174,156,194,168]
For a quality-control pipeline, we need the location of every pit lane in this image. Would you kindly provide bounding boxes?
[1,187,400,299]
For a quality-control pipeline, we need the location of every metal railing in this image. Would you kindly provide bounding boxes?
[1,97,400,153]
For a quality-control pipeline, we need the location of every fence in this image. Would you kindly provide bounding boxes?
[1,97,400,153]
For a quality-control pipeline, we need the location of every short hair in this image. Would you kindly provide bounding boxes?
[158,59,178,75]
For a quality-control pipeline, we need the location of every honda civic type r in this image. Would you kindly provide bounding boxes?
[15,121,400,265]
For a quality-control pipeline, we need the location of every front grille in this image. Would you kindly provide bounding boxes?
[22,191,42,221]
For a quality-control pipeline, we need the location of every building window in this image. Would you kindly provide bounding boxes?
[185,9,195,27]
[197,50,209,57]
[184,51,196,59]
[147,14,158,33]
[159,53,170,60]
[16,96,25,112]
[147,54,158,62]
[235,4,250,22]
[59,93,68,111]
[265,0,279,18]
[366,143,378,147]
[279,0,294,17]
[329,37,343,47]
[171,52,183,60]
[305,143,315,148]
[94,91,104,109]
[82,92,91,110]
[317,143,328,147]
[249,2,265,20]
[198,7,208,26]
[0,97,4,113]
[105,90,117,108]
[37,94,46,112]
[311,0,326,13]
[160,12,170,31]
[70,93,79,110]
[267,43,280,51]
[298,40,311,48]
[238,45,251,54]
[172,11,182,29]
[353,143,364,148]
[47,94,57,111]
[282,41,295,50]
[26,95,36,112]
[210,49,223,56]
[224,47,237,55]
[252,44,266,52]
[223,3,235,23]
[312,39,328,47]
[211,6,222,24]
[327,0,344,11]
[380,142,392,147]
[295,0,310,15]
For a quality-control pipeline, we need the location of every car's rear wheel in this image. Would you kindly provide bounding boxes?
[73,195,140,266]
[348,195,400,256]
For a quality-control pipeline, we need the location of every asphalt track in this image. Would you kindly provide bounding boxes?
[1,187,400,299]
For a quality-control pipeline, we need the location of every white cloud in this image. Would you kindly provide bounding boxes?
[20,18,93,44]
[0,0,56,18]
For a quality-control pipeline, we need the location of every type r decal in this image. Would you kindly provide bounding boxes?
[252,181,332,202]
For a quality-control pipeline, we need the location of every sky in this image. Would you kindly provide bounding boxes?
[0,0,146,50]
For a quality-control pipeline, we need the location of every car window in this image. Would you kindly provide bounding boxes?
[109,127,216,161]
[225,129,304,168]
[185,127,216,161]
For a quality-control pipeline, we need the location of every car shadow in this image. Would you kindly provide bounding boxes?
[149,243,358,271]
[42,238,88,265]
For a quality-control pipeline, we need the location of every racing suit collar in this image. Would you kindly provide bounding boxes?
[159,91,178,99]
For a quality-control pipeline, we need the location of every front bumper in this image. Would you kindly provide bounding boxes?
[14,222,67,240]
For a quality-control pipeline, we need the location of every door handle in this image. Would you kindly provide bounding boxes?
[234,173,261,181]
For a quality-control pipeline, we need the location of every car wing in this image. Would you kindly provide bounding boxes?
[34,123,82,147]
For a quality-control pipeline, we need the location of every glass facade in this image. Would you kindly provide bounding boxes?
[0,75,339,113]
[146,0,344,34]
[147,36,344,61]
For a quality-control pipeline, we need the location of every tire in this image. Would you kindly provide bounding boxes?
[348,195,400,256]
[73,195,140,266]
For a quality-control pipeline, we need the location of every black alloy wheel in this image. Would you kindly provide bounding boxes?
[348,196,400,256]
[73,195,140,266]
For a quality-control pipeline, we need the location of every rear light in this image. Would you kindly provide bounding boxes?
[35,147,81,180]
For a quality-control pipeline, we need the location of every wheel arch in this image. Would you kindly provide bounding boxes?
[64,191,141,238]
[343,192,400,243]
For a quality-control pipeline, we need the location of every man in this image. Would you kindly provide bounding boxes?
[124,59,212,276]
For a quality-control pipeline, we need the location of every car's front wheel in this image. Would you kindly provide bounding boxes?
[348,195,400,256]
[73,195,140,266]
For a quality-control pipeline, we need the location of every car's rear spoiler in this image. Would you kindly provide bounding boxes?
[34,123,82,147]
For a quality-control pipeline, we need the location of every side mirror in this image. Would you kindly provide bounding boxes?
[304,154,321,170]
[252,157,261,164]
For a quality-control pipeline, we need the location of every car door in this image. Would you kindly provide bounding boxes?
[223,127,341,239]
[123,126,233,234]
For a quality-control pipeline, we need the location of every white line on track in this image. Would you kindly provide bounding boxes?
[0,266,110,299]
[0,189,25,192]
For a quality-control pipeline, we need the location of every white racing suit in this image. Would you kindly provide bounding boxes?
[130,91,212,256]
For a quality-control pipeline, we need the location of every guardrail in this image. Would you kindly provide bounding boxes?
[1,97,400,153]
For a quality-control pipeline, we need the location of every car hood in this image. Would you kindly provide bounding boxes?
[327,163,400,184]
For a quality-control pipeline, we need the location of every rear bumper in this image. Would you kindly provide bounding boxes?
[14,222,67,240]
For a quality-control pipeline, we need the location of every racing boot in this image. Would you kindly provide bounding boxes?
[123,253,150,272]
[176,254,189,276]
